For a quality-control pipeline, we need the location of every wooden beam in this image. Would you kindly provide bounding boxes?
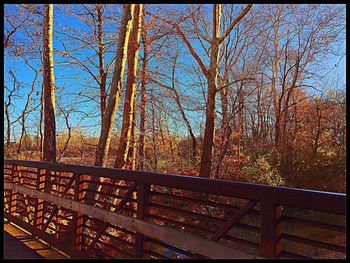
[4,182,260,259]
[211,200,257,241]
[42,175,76,231]
[86,182,137,251]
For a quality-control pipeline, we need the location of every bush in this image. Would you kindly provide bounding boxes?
[242,155,285,186]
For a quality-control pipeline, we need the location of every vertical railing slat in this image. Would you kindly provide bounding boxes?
[260,202,282,258]
[135,183,150,258]
[74,172,84,251]
[35,168,46,230]
[9,165,19,216]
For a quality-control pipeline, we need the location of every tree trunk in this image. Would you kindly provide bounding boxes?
[39,85,44,160]
[172,49,197,158]
[126,93,137,170]
[94,4,134,167]
[42,4,56,163]
[18,69,38,154]
[199,4,222,178]
[151,91,158,171]
[138,24,148,171]
[96,4,107,128]
[115,4,143,169]
[5,72,16,149]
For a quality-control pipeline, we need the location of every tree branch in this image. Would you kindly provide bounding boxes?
[146,11,208,76]
[219,4,253,44]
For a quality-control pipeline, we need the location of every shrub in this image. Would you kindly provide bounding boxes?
[242,155,285,186]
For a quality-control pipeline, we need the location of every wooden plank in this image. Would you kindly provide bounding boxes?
[4,182,260,259]
[4,212,90,259]
[280,233,346,253]
[279,215,345,232]
[4,222,67,259]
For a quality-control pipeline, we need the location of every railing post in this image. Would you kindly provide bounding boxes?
[260,202,282,258]
[35,168,46,230]
[135,182,150,258]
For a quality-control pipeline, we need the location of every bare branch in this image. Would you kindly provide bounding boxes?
[219,4,253,44]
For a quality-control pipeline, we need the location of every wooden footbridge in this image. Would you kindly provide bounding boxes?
[3,159,346,259]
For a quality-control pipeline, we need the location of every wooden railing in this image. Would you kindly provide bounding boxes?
[3,159,346,259]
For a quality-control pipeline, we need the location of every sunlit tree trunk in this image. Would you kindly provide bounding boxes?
[126,94,137,170]
[94,4,134,167]
[42,4,56,163]
[115,4,143,169]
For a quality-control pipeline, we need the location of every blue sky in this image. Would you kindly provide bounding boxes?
[4,4,346,141]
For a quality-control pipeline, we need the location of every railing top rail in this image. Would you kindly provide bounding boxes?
[4,159,346,215]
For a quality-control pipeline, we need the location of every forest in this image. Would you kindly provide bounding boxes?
[4,4,346,193]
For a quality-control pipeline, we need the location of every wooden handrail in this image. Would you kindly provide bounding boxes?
[3,159,346,259]
[4,159,346,215]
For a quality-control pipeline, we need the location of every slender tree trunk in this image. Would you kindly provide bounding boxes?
[312,102,321,160]
[18,70,38,154]
[115,4,143,169]
[96,4,107,127]
[6,110,11,148]
[39,85,44,160]
[151,91,158,171]
[5,72,16,149]
[172,49,197,158]
[126,94,137,170]
[138,25,148,171]
[94,4,134,167]
[271,24,281,164]
[199,4,222,178]
[42,4,56,163]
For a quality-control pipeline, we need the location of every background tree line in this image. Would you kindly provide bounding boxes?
[4,4,346,192]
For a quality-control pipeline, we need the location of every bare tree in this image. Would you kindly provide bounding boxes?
[115,4,143,169]
[149,4,253,178]
[5,71,18,149]
[94,4,135,167]
[42,4,57,162]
